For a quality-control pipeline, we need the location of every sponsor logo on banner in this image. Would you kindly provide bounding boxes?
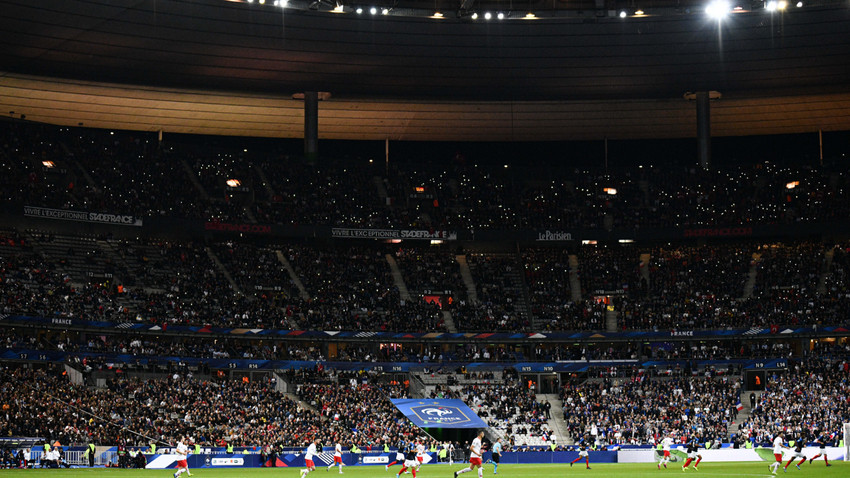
[205,221,272,234]
[24,206,142,226]
[535,230,573,241]
[410,405,472,425]
[331,228,456,240]
[363,456,389,464]
[211,458,244,466]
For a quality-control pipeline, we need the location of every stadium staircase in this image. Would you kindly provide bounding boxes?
[252,163,278,198]
[501,255,534,329]
[568,255,582,302]
[818,248,835,295]
[639,253,651,290]
[442,310,458,333]
[180,159,211,201]
[732,390,763,440]
[743,252,762,299]
[605,307,618,332]
[274,250,311,301]
[455,255,479,303]
[373,176,389,203]
[385,253,412,301]
[26,232,110,288]
[538,393,574,446]
[204,246,241,293]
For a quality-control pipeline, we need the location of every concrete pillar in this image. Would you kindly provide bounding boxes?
[696,91,711,170]
[304,91,319,159]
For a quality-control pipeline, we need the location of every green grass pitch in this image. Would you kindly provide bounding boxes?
[0,462,844,478]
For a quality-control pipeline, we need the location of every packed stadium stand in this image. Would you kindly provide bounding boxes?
[2,121,850,460]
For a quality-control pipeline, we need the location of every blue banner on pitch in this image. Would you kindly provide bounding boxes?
[390,399,488,429]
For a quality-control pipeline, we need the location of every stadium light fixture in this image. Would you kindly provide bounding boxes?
[431,11,444,18]
[332,4,345,13]
[356,6,362,13]
[471,12,478,19]
[381,7,389,14]
[226,179,242,188]
[523,12,537,19]
[259,0,265,4]
[705,0,730,19]
[603,187,618,195]
[634,9,645,15]
[370,6,377,14]
[484,11,492,19]
[785,181,799,189]
[42,160,56,168]
[497,11,505,19]
[796,1,802,6]
[619,10,627,18]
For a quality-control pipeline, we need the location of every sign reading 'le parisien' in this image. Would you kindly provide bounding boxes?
[390,399,488,429]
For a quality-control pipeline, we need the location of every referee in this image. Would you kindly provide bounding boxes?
[485,438,503,474]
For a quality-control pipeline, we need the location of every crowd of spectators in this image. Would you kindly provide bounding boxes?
[4,122,850,231]
[5,229,850,332]
[294,382,415,447]
[0,365,418,449]
[737,358,850,444]
[560,375,741,446]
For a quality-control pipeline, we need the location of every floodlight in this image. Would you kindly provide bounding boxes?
[619,10,627,17]
[484,11,492,19]
[705,0,730,18]
[370,6,377,14]
[497,11,505,19]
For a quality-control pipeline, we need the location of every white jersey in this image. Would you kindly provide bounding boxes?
[471,437,482,457]
[306,443,317,461]
[334,444,342,458]
[176,442,188,456]
[662,438,673,452]
[416,444,425,457]
[772,437,784,455]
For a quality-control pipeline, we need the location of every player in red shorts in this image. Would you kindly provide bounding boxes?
[173,437,190,478]
[454,431,485,478]
[301,439,320,478]
[769,433,788,475]
[326,442,345,474]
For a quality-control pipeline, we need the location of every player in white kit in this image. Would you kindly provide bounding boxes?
[301,439,320,478]
[327,442,345,474]
[769,434,788,474]
[454,431,485,478]
[658,435,674,469]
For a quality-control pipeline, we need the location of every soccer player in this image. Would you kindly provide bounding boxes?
[769,433,788,475]
[485,438,503,474]
[387,441,406,472]
[301,439,319,478]
[397,445,419,478]
[415,439,427,472]
[570,436,591,469]
[783,439,806,472]
[808,432,832,466]
[173,437,190,478]
[327,442,345,474]
[454,431,485,478]
[658,434,674,470]
[681,438,702,471]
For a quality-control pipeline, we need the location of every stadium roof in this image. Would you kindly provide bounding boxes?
[1,0,849,141]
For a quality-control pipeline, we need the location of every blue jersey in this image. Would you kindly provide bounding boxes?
[492,442,502,454]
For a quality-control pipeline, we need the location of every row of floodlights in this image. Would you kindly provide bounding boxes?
[704,0,803,19]
[244,0,806,19]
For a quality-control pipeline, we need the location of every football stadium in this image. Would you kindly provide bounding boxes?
[0,0,849,477]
